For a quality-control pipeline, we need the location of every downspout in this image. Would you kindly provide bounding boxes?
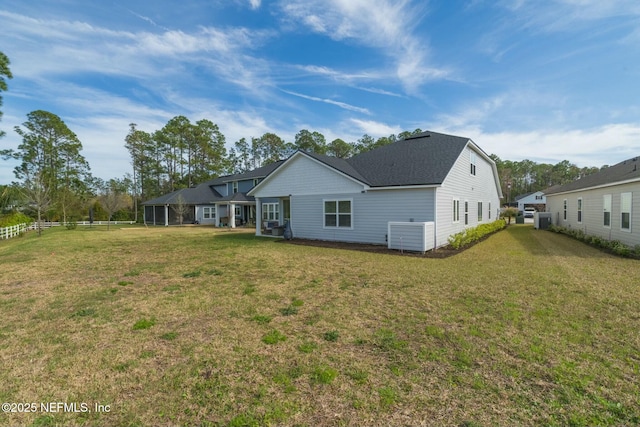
[433,188,438,249]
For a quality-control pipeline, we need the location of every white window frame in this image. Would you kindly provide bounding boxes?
[253,178,260,186]
[232,181,239,194]
[478,201,483,222]
[577,198,583,224]
[621,192,632,232]
[603,194,612,228]
[453,199,460,223]
[235,205,242,216]
[203,206,216,220]
[464,201,469,225]
[323,199,353,229]
[488,202,492,220]
[470,151,477,176]
[262,203,279,221]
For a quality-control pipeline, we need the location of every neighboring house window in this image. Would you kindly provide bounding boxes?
[603,194,611,227]
[324,199,352,228]
[203,206,216,219]
[253,178,260,186]
[262,203,279,221]
[621,192,632,231]
[478,201,483,222]
[235,205,241,216]
[563,199,567,221]
[577,198,583,223]
[233,181,238,194]
[464,201,469,225]
[470,151,477,176]
[536,195,543,200]
[453,199,460,223]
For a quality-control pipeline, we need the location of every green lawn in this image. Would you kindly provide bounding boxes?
[1,225,639,426]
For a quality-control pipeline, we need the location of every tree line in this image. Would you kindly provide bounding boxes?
[0,50,604,224]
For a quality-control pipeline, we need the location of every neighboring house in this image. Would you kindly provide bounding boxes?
[545,157,640,247]
[514,191,546,212]
[142,161,282,226]
[248,131,503,250]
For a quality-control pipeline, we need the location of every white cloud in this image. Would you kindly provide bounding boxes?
[349,119,401,137]
[453,124,640,168]
[281,90,371,114]
[279,0,450,90]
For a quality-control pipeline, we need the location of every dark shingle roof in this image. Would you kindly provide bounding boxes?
[143,161,283,205]
[295,131,472,187]
[349,131,470,186]
[545,157,640,195]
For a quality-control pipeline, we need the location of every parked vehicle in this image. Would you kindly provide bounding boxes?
[524,207,536,218]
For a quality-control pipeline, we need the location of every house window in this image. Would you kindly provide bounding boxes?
[235,205,242,216]
[577,198,583,224]
[603,194,611,227]
[253,178,260,186]
[232,181,238,194]
[563,199,567,221]
[470,151,477,176]
[203,206,216,219]
[464,201,469,225]
[262,203,279,221]
[453,199,460,223]
[324,199,352,228]
[621,192,632,231]
[478,201,483,222]
[488,202,492,219]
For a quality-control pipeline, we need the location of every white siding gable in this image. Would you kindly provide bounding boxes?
[252,153,365,197]
[435,143,501,247]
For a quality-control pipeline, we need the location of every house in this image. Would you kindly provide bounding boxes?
[545,157,640,247]
[247,131,503,250]
[514,191,546,212]
[142,161,282,226]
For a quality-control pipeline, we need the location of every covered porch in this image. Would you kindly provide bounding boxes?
[254,196,290,236]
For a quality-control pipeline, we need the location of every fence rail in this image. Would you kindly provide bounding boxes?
[1,221,138,240]
[1,223,29,240]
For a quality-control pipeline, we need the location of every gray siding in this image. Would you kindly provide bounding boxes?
[436,145,502,247]
[289,188,435,245]
[547,182,640,247]
[253,153,365,197]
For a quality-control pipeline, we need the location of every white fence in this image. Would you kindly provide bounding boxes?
[0,223,29,240]
[1,221,137,240]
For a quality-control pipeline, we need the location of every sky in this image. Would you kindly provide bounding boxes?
[1,0,640,184]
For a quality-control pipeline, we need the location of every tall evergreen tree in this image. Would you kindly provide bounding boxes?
[0,51,12,140]
[9,110,91,222]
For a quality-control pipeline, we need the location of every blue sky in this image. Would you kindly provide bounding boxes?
[1,0,639,184]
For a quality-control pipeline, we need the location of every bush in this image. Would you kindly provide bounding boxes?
[448,220,507,250]
[547,226,638,258]
[0,212,33,227]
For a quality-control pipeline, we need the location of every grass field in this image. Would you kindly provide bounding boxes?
[1,225,639,426]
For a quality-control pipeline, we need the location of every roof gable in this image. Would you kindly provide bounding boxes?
[348,131,470,186]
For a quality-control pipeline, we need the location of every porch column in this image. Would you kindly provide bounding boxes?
[164,204,169,227]
[255,198,262,236]
[230,203,236,228]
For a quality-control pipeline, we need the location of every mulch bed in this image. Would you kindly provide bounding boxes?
[280,238,460,258]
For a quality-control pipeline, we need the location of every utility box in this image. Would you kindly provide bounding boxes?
[387,222,434,254]
[534,212,552,230]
